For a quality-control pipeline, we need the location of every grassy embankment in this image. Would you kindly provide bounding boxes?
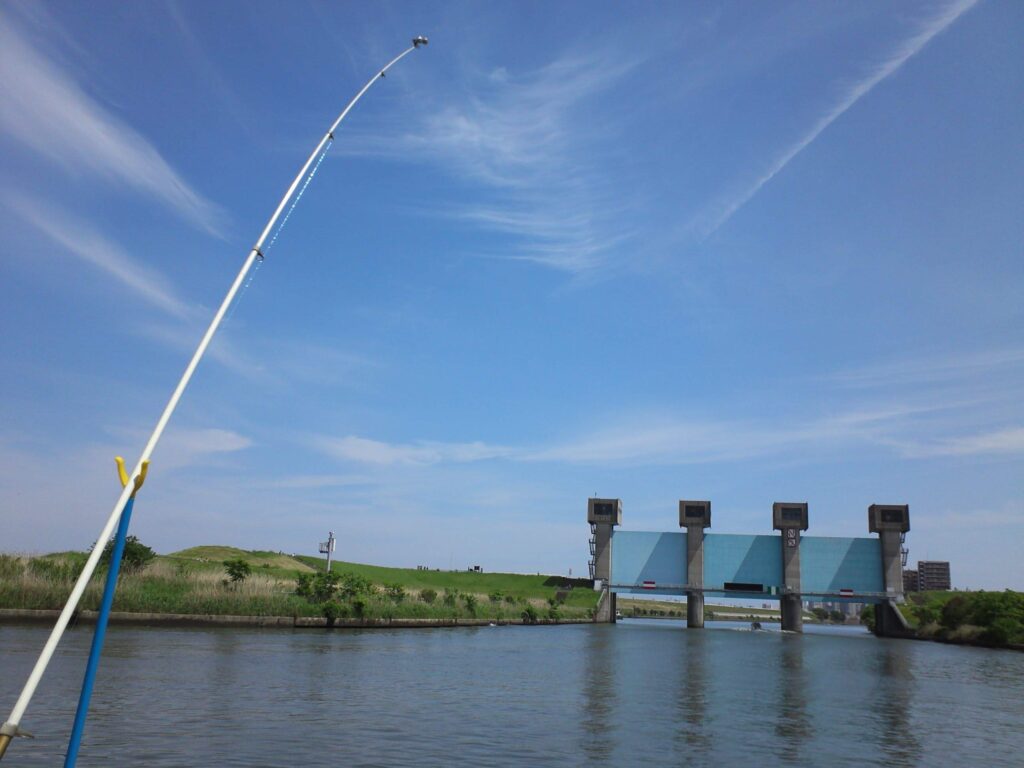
[889,590,1024,647]
[0,547,599,623]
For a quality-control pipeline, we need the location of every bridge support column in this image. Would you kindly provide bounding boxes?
[588,498,622,624]
[687,592,704,628]
[773,502,808,633]
[680,501,711,629]
[780,594,802,632]
[868,505,911,637]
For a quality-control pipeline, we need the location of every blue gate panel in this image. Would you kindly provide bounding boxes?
[609,531,686,592]
[703,534,782,593]
[799,536,882,595]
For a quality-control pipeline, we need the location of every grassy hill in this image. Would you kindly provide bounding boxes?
[0,547,600,622]
[165,546,595,607]
[168,546,315,574]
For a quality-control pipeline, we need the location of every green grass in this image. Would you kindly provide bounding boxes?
[0,548,600,622]
[286,554,598,609]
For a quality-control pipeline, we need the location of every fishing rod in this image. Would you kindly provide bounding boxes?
[0,34,430,761]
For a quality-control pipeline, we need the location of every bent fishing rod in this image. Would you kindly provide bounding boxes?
[0,35,430,761]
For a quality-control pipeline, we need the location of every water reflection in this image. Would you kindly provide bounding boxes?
[874,644,920,766]
[3,624,1024,767]
[580,626,617,763]
[674,632,711,755]
[774,637,810,764]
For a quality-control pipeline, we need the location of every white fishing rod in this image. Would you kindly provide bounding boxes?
[0,35,429,761]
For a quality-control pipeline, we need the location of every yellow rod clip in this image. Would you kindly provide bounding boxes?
[114,457,150,498]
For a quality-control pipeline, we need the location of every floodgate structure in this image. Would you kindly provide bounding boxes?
[588,498,912,636]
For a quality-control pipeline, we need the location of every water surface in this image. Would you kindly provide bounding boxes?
[1,620,1021,766]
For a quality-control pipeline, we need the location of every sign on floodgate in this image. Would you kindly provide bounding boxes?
[610,531,884,599]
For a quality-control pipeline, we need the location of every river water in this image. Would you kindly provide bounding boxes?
[1,619,1021,766]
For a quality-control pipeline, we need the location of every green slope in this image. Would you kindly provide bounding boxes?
[167,547,598,609]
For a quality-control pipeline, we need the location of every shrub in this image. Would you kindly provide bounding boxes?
[914,604,940,626]
[489,591,504,604]
[384,583,406,603]
[337,572,374,600]
[442,590,457,607]
[464,594,478,616]
[860,605,876,632]
[521,605,538,624]
[99,536,155,574]
[504,595,517,605]
[984,616,1022,645]
[296,571,341,603]
[322,601,344,625]
[223,558,252,584]
[941,596,971,629]
[420,588,437,604]
[547,605,559,621]
[352,598,367,618]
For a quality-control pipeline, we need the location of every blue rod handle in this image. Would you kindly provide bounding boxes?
[63,496,135,767]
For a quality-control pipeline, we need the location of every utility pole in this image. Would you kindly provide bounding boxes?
[319,531,336,573]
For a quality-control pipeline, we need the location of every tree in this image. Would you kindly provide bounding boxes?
[337,572,373,600]
[296,571,341,602]
[420,588,437,604]
[223,558,252,584]
[99,535,155,575]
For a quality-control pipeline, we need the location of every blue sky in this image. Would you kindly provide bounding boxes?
[1,1,1021,589]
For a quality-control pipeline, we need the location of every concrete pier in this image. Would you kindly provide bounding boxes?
[869,504,912,638]
[588,498,622,623]
[680,500,711,629]
[773,502,808,632]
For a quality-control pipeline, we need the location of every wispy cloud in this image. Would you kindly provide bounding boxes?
[315,435,513,466]
[311,396,1022,470]
[891,427,1024,459]
[111,425,253,473]
[0,9,224,236]
[346,51,640,273]
[6,191,193,319]
[5,191,276,379]
[828,347,1024,389]
[695,0,979,237]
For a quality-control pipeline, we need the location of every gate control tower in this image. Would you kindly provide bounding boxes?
[773,502,808,632]
[588,498,622,622]
[869,504,911,636]
[679,500,711,629]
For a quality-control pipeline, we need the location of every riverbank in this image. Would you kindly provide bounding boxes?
[0,548,599,625]
[0,608,589,629]
[859,591,1024,651]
